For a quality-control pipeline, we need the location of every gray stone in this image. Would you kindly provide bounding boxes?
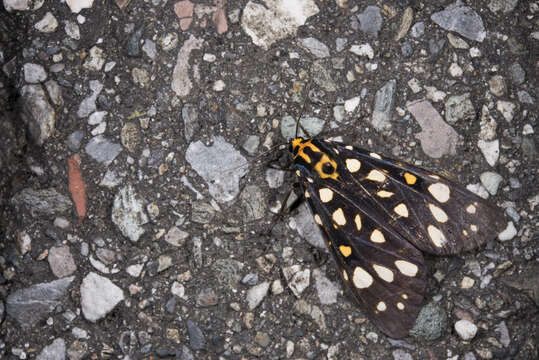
[498,221,517,242]
[372,79,396,131]
[311,60,337,92]
[241,0,319,50]
[495,321,510,347]
[518,90,534,105]
[281,115,325,140]
[186,320,206,350]
[45,80,63,106]
[11,188,72,216]
[191,201,215,224]
[477,139,499,167]
[20,84,55,145]
[120,122,140,152]
[185,136,248,203]
[393,349,413,360]
[48,245,77,278]
[454,319,478,340]
[429,38,446,54]
[401,42,413,57]
[242,135,259,155]
[265,168,285,189]
[285,268,310,298]
[496,100,516,122]
[242,273,259,286]
[488,0,518,13]
[212,259,244,287]
[83,46,104,71]
[358,6,382,37]
[142,39,157,59]
[445,93,475,123]
[480,171,503,195]
[37,338,65,360]
[410,302,447,340]
[431,4,486,42]
[67,340,88,360]
[410,22,424,38]
[85,135,122,165]
[313,268,339,305]
[65,21,80,40]
[489,75,506,97]
[293,202,325,249]
[247,281,269,310]
[182,103,199,141]
[298,37,330,58]
[239,185,266,221]
[77,80,103,118]
[24,63,47,83]
[34,12,58,33]
[6,276,75,327]
[508,62,525,85]
[447,33,469,49]
[171,35,204,98]
[80,272,124,322]
[165,226,189,247]
[407,99,458,158]
[111,184,148,242]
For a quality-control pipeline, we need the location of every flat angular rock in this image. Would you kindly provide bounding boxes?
[11,188,72,216]
[241,0,319,50]
[407,99,458,158]
[48,245,77,278]
[6,276,75,327]
[36,338,66,360]
[292,202,325,249]
[372,79,396,131]
[171,35,204,98]
[186,136,248,203]
[431,4,486,42]
[357,5,382,37]
[20,84,55,145]
[111,184,148,242]
[80,272,124,322]
[85,135,122,166]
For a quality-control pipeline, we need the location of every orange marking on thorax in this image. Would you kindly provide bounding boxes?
[291,138,339,180]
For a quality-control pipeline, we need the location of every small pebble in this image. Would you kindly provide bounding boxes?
[454,319,478,341]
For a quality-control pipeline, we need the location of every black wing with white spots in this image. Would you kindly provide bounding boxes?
[289,137,505,338]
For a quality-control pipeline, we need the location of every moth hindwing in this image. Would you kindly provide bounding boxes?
[289,137,504,338]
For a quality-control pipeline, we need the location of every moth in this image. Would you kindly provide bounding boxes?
[288,136,505,338]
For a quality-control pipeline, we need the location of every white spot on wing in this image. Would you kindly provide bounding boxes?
[366,169,386,182]
[354,214,362,231]
[428,183,450,203]
[394,260,419,277]
[376,190,394,198]
[428,203,448,223]
[376,301,387,311]
[372,264,394,282]
[370,229,386,243]
[352,266,373,289]
[342,269,349,282]
[314,214,322,225]
[466,204,477,214]
[369,152,382,160]
[319,188,333,203]
[470,224,478,232]
[304,190,310,198]
[332,208,346,226]
[346,158,361,173]
[345,145,353,150]
[394,203,409,218]
[427,225,446,247]
[396,302,405,310]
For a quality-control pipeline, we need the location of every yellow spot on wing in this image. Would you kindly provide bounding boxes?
[404,172,417,185]
[339,245,352,257]
[396,302,405,310]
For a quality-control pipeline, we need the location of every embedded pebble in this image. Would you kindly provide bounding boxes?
[34,12,58,33]
[480,172,503,195]
[280,115,325,140]
[357,5,382,38]
[65,21,80,40]
[36,338,66,360]
[454,319,478,341]
[165,226,189,247]
[496,101,516,122]
[20,84,56,145]
[85,135,122,165]
[246,281,270,310]
[349,44,374,59]
[313,268,339,304]
[48,245,77,278]
[11,188,71,216]
[431,4,486,42]
[489,75,506,97]
[66,0,94,13]
[372,79,396,131]
[498,221,517,242]
[445,93,474,123]
[111,184,149,242]
[185,136,248,203]
[83,46,105,71]
[299,37,330,58]
[80,272,124,322]
[292,202,325,249]
[477,139,500,167]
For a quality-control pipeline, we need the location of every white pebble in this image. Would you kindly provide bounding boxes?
[349,44,374,59]
[344,96,360,112]
[449,63,463,77]
[498,221,517,242]
[454,319,478,341]
[213,79,226,91]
